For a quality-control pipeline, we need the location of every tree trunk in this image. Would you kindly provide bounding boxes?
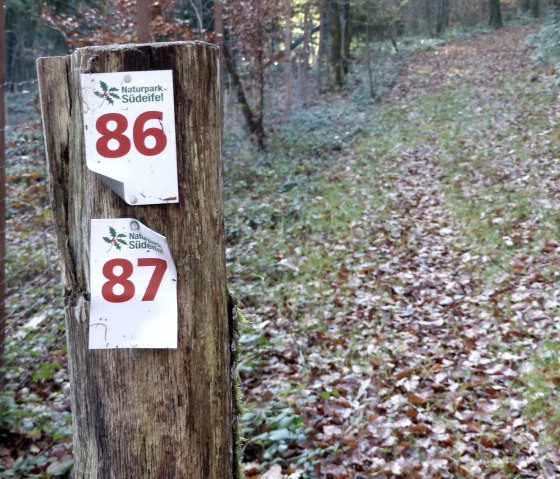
[342,0,351,66]
[136,0,150,42]
[318,0,328,90]
[283,0,292,118]
[255,3,266,148]
[223,43,265,149]
[189,0,204,31]
[214,0,224,124]
[424,0,435,36]
[365,0,376,101]
[36,42,235,479]
[531,0,540,17]
[0,0,6,374]
[257,49,265,143]
[301,0,311,106]
[551,0,560,20]
[435,0,450,36]
[489,0,503,28]
[214,0,223,37]
[326,0,344,86]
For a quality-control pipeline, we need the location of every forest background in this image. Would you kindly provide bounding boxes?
[4,0,560,478]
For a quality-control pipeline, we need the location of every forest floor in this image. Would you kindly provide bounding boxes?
[231,23,560,478]
[3,21,560,479]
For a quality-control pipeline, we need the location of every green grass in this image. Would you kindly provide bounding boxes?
[523,341,560,447]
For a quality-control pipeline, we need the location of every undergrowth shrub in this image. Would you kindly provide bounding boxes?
[527,12,560,78]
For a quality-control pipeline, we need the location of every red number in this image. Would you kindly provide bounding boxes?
[138,258,168,301]
[100,258,167,303]
[95,113,131,158]
[95,111,167,158]
[101,258,135,303]
[133,111,167,156]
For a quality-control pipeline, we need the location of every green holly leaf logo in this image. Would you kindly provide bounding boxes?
[103,226,128,252]
[94,80,121,106]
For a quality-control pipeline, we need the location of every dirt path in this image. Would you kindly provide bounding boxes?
[351,25,560,477]
[388,25,539,102]
[344,24,560,477]
[243,24,560,478]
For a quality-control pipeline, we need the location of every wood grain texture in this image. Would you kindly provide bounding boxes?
[37,42,233,479]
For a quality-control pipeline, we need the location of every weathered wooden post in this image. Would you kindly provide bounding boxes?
[37,42,235,478]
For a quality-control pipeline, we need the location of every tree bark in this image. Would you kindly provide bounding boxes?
[424,0,435,36]
[365,0,376,100]
[136,0,150,42]
[37,42,234,479]
[489,0,503,28]
[301,0,311,106]
[341,0,351,68]
[291,25,320,51]
[0,0,6,374]
[435,0,450,36]
[214,0,224,38]
[214,0,225,125]
[189,0,204,31]
[318,0,328,90]
[284,0,293,117]
[223,43,265,149]
[531,0,540,17]
[327,0,344,86]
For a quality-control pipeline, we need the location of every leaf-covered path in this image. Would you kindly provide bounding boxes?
[236,24,560,478]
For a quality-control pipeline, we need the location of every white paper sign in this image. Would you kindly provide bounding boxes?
[89,218,177,349]
[81,71,178,205]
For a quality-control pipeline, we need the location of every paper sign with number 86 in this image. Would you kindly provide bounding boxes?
[89,218,178,349]
[81,70,178,206]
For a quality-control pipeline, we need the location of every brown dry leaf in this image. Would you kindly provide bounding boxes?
[407,393,427,406]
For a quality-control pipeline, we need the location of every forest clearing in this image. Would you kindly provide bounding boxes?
[3,2,560,478]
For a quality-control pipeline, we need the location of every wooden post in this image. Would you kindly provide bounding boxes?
[36,42,234,478]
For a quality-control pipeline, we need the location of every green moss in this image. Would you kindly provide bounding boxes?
[228,292,244,479]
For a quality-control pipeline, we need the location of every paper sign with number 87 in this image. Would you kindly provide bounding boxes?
[101,258,167,303]
[89,218,178,349]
